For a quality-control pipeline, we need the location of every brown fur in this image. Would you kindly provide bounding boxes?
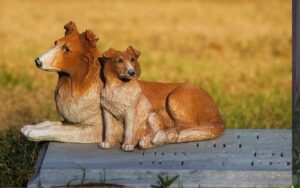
[100,46,225,150]
[21,21,103,143]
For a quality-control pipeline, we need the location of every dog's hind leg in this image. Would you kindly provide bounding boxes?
[139,112,165,149]
[21,122,102,143]
[152,124,225,145]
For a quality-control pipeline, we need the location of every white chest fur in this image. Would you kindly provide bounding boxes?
[56,85,101,124]
[100,82,142,120]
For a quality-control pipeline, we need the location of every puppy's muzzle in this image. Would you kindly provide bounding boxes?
[127,69,136,77]
[35,57,42,68]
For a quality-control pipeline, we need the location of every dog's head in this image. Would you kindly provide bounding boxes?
[101,46,141,82]
[35,21,99,78]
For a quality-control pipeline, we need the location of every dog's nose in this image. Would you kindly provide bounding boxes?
[128,69,136,76]
[35,57,42,68]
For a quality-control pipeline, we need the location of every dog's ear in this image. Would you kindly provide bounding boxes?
[127,46,141,58]
[102,48,116,59]
[64,21,78,35]
[84,29,99,48]
[98,48,112,66]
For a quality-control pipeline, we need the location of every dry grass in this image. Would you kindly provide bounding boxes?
[0,0,291,131]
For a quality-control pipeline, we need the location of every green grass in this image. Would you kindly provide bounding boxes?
[0,128,42,187]
[0,65,34,90]
[151,175,180,188]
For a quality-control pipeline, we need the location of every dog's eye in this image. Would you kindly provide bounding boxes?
[117,58,123,63]
[131,57,135,62]
[63,45,71,53]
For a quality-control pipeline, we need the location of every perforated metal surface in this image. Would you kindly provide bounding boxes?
[28,129,291,187]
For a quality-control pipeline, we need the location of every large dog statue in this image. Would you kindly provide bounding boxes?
[21,21,103,143]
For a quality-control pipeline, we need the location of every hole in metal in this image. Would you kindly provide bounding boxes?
[196,143,199,147]
[181,161,184,165]
[154,152,156,156]
[237,135,240,139]
[223,144,226,148]
[159,162,162,165]
[161,152,164,156]
[269,162,272,166]
[254,152,257,157]
[174,152,177,155]
[251,161,254,166]
[256,135,260,139]
[287,162,290,166]
[152,161,155,164]
[281,152,284,157]
[139,161,143,165]
[272,153,275,156]
[239,144,242,148]
[213,144,216,148]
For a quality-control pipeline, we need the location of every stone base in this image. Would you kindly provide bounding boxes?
[28,129,292,187]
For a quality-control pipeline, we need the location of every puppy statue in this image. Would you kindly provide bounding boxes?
[99,46,225,151]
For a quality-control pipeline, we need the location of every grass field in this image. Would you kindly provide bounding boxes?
[0,0,291,186]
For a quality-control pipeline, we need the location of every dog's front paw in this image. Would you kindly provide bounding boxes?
[21,125,33,139]
[122,143,134,151]
[20,125,46,141]
[99,142,111,149]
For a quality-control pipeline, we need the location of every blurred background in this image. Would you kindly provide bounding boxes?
[0,0,291,131]
[0,0,292,186]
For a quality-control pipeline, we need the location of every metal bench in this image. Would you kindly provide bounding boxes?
[28,129,292,187]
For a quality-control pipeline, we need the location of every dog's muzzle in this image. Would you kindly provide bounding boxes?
[35,57,42,68]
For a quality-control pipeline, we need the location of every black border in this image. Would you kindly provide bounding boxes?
[293,0,300,183]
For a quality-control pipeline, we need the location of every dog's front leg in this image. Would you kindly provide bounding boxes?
[21,121,102,143]
[100,109,119,149]
[21,121,62,141]
[122,109,135,151]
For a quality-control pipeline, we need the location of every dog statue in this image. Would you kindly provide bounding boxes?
[21,21,103,143]
[99,46,225,151]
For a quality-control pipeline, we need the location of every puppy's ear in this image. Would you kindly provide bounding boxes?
[64,21,78,35]
[134,59,141,78]
[127,46,141,58]
[102,48,116,59]
[85,29,99,48]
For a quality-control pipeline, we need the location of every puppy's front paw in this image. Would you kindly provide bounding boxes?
[99,142,111,149]
[122,143,134,151]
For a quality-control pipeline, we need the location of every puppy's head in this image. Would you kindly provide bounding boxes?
[101,46,141,82]
[35,21,99,78]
